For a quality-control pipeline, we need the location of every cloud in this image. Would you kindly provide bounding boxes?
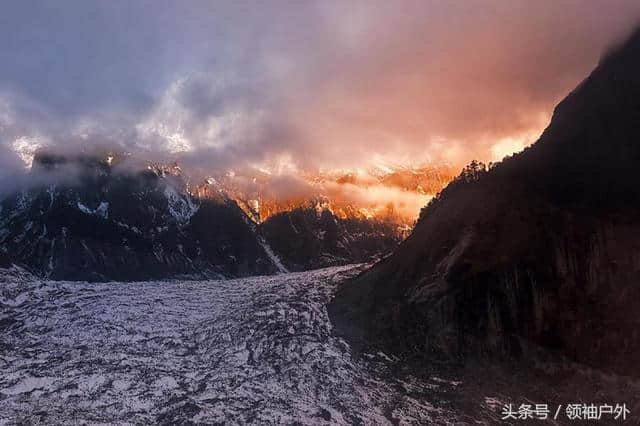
[1,0,640,182]
[322,181,432,221]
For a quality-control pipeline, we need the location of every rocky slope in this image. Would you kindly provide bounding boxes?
[259,206,402,271]
[330,28,640,376]
[0,251,11,269]
[0,150,405,281]
[0,151,282,281]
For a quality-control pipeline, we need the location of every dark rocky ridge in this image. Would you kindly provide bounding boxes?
[0,151,281,281]
[259,207,402,271]
[329,28,640,376]
[0,151,403,281]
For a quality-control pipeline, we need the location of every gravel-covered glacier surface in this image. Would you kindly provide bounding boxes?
[0,265,467,425]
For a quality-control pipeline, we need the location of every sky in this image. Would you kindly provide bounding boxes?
[1,0,640,182]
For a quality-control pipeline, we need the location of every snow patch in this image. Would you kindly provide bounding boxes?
[259,237,289,273]
[164,186,199,224]
[77,201,109,219]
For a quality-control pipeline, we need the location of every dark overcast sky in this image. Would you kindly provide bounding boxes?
[1,0,640,176]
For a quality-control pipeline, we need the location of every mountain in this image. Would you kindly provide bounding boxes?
[0,151,282,281]
[201,164,456,225]
[0,150,406,281]
[329,28,640,376]
[259,204,403,271]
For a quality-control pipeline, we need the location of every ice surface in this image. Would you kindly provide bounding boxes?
[0,265,464,424]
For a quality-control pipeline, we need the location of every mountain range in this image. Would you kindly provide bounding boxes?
[197,163,455,225]
[0,151,406,281]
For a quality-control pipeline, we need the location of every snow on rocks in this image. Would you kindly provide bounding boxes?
[164,186,199,224]
[76,201,109,219]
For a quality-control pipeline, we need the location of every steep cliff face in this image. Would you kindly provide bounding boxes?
[259,207,402,271]
[0,152,280,281]
[329,29,640,376]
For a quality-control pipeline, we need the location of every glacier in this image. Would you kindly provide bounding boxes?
[0,265,470,424]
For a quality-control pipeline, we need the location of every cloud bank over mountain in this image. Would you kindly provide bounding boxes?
[1,0,640,182]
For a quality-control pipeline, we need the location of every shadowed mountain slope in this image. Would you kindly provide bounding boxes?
[0,152,281,281]
[0,251,11,269]
[260,206,402,271]
[329,28,640,376]
[0,151,404,281]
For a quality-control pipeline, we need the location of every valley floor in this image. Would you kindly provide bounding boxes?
[0,265,470,425]
[3,265,639,425]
